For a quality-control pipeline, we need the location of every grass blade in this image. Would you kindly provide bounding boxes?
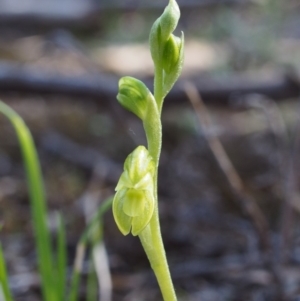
[86,253,98,301]
[56,213,67,301]
[92,242,112,301]
[68,197,113,301]
[80,197,113,245]
[68,243,85,301]
[0,244,13,301]
[0,101,55,301]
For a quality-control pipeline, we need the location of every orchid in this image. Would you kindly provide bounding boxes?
[112,0,184,300]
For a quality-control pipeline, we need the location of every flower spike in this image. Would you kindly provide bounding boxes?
[114,0,184,298]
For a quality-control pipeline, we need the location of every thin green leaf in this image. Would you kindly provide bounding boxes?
[79,197,113,245]
[0,244,13,301]
[56,213,67,301]
[86,252,98,301]
[0,101,56,301]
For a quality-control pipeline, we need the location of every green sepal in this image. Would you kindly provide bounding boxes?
[113,188,155,236]
[149,19,162,65]
[131,190,155,236]
[117,77,152,120]
[113,189,132,236]
[124,146,155,184]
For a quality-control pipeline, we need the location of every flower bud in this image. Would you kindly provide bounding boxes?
[149,0,180,64]
[159,0,180,42]
[162,32,184,97]
[162,34,181,74]
[113,146,155,236]
[117,77,152,120]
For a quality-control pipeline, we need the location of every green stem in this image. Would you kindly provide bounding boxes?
[138,75,177,301]
[154,66,164,114]
[139,211,177,301]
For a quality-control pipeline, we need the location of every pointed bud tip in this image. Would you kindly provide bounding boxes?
[149,0,181,65]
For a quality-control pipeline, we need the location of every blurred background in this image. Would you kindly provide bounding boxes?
[1,0,300,300]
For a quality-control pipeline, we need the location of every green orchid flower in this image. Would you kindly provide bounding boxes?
[113,146,155,236]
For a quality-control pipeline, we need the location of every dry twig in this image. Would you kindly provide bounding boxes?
[241,95,300,265]
[184,82,272,254]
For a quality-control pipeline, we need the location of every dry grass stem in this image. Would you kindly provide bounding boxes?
[184,82,271,254]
